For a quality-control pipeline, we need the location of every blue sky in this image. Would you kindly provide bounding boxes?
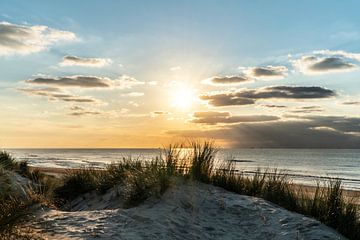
[0,1,359,148]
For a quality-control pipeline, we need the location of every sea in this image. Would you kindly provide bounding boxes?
[5,148,360,191]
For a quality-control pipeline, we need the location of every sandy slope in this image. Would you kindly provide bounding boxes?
[31,181,346,240]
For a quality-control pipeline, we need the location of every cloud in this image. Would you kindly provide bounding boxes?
[168,115,360,148]
[343,101,360,105]
[0,21,76,56]
[122,92,144,97]
[69,106,101,116]
[263,104,287,108]
[17,87,100,103]
[59,55,112,67]
[202,75,252,86]
[193,111,230,118]
[25,75,143,89]
[292,50,360,75]
[290,106,323,114]
[243,65,288,80]
[150,111,170,117]
[190,111,279,125]
[129,101,139,107]
[200,86,335,107]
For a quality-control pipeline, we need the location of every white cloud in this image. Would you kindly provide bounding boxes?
[0,21,76,56]
[122,92,144,97]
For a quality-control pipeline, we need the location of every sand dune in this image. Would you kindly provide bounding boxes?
[30,181,346,240]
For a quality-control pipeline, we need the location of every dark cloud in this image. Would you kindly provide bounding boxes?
[293,51,359,74]
[203,76,251,85]
[200,93,255,106]
[309,57,355,71]
[243,66,288,79]
[190,111,279,125]
[303,116,360,133]
[17,88,99,103]
[60,55,112,67]
[0,21,76,56]
[26,75,143,89]
[343,101,360,105]
[263,104,287,108]
[200,86,335,107]
[27,76,111,88]
[168,116,360,148]
[70,106,85,111]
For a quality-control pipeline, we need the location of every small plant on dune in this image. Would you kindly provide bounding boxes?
[298,179,360,239]
[162,144,183,176]
[0,151,16,170]
[212,162,246,193]
[189,140,217,183]
[53,167,101,202]
[0,167,41,239]
[260,170,298,211]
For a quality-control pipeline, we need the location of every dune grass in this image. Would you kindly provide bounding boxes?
[53,157,174,207]
[0,151,17,170]
[0,152,53,239]
[0,167,36,239]
[1,142,359,239]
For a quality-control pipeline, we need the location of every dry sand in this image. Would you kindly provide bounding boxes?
[29,181,347,240]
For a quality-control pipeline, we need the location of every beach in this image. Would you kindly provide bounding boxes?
[1,144,359,239]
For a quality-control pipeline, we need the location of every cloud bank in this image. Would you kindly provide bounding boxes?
[200,86,335,107]
[0,21,76,56]
[169,116,360,148]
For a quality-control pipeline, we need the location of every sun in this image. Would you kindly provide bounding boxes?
[172,87,195,109]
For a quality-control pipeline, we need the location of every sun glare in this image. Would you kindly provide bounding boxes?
[172,87,195,109]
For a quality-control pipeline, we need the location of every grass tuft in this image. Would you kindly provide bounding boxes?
[0,151,16,170]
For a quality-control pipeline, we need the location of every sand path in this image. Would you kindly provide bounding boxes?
[31,182,346,240]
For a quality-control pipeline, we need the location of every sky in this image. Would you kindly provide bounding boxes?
[0,0,359,148]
